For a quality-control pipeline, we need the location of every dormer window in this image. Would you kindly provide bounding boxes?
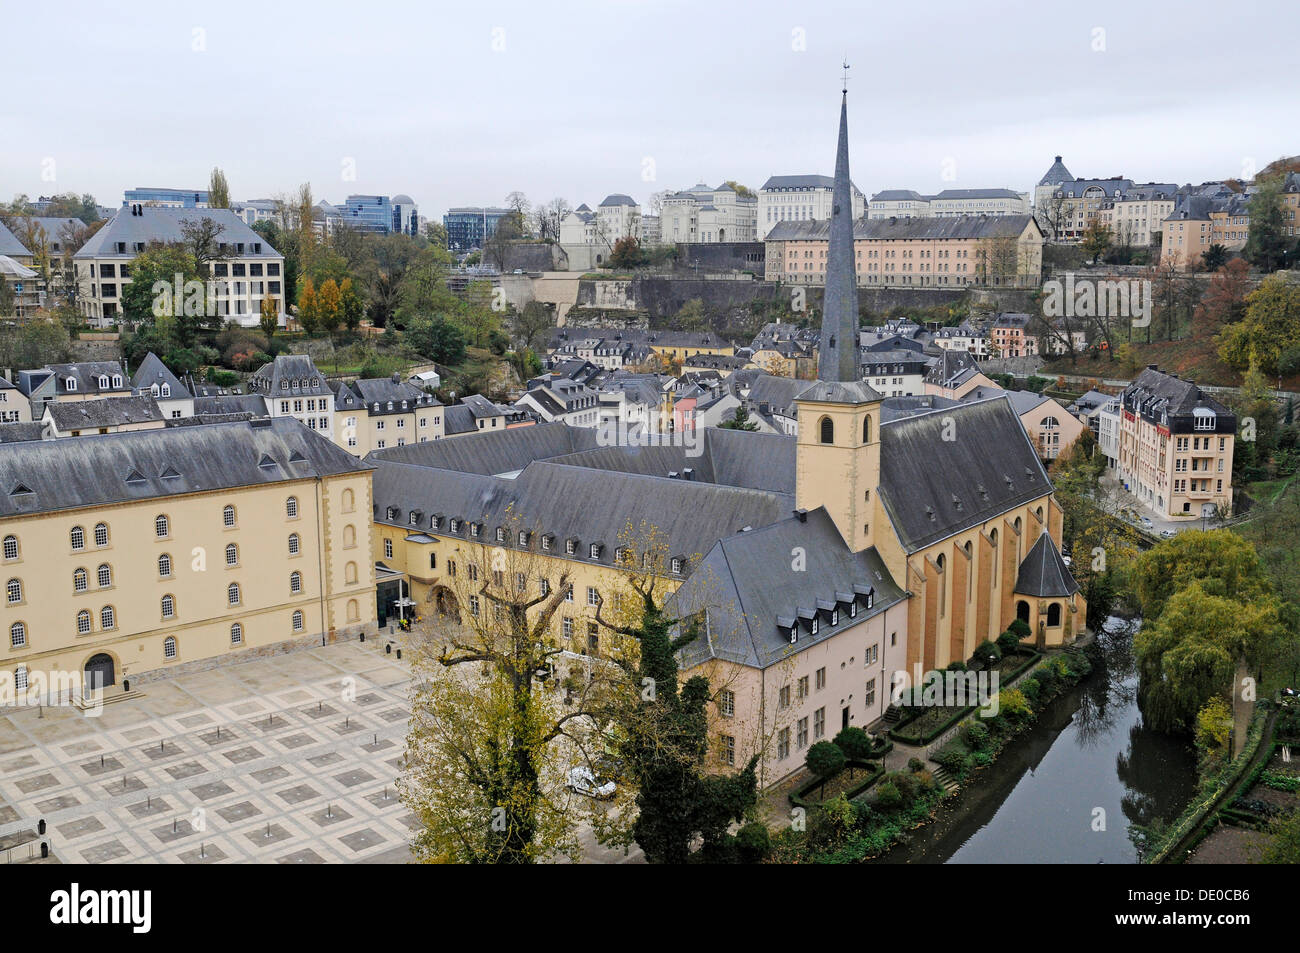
[518,531,529,547]
[98,376,109,388]
[542,535,553,551]
[670,557,683,575]
[496,527,505,542]
[449,519,460,533]
[471,523,481,538]
[386,507,397,520]
[565,539,576,555]
[589,543,601,559]
[831,608,839,626]
[151,384,160,396]
[111,375,122,388]
[790,626,798,644]
[66,377,77,391]
[811,616,819,636]
[161,384,170,398]
[850,600,857,618]
[866,591,874,610]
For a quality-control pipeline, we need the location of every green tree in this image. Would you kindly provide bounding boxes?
[1201,244,1230,272]
[404,315,466,365]
[208,168,230,209]
[1217,272,1300,375]
[0,276,13,316]
[259,294,279,343]
[119,245,206,341]
[1244,176,1293,272]
[297,277,319,335]
[594,554,759,863]
[1081,220,1113,265]
[608,236,644,269]
[1133,529,1275,622]
[675,298,708,332]
[339,277,364,335]
[315,278,343,338]
[719,405,759,431]
[806,740,846,799]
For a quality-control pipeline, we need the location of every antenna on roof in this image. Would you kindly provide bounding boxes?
[842,58,850,93]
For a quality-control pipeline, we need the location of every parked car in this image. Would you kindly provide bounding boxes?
[1160,529,1177,539]
[1139,517,1154,529]
[567,766,616,799]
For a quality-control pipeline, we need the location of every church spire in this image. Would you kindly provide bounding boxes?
[818,87,860,383]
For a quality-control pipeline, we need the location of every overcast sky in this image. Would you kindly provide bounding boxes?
[5,0,1296,219]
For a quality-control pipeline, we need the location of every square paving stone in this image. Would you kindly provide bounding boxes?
[278,733,316,749]
[101,776,146,796]
[338,828,384,852]
[16,772,60,793]
[355,693,382,706]
[277,784,319,805]
[245,823,292,847]
[217,800,263,823]
[142,742,182,761]
[178,843,226,864]
[250,766,291,784]
[153,819,197,844]
[126,797,172,819]
[35,794,80,812]
[223,745,264,764]
[331,721,365,736]
[190,781,235,801]
[361,738,395,753]
[231,701,265,716]
[307,752,344,768]
[378,708,407,723]
[0,805,19,824]
[305,703,337,719]
[309,805,353,827]
[81,839,131,863]
[334,769,374,788]
[277,848,325,864]
[3,754,40,772]
[81,756,124,776]
[57,816,105,839]
[364,790,400,810]
[165,761,207,780]
[200,727,237,746]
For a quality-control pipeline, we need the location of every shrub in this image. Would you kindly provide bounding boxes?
[998,687,1033,721]
[946,660,968,672]
[972,750,993,767]
[1063,650,1092,677]
[874,781,903,811]
[972,640,1002,667]
[206,368,239,386]
[907,757,926,773]
[1035,664,1059,694]
[996,630,1021,654]
[735,822,771,863]
[934,746,970,776]
[1009,618,1032,639]
[887,770,921,806]
[1018,675,1041,704]
[806,740,846,781]
[963,720,991,751]
[915,769,936,790]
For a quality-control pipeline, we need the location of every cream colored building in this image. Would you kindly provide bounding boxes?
[660,183,758,244]
[759,175,865,238]
[72,206,285,327]
[247,354,334,437]
[331,374,444,455]
[766,214,1044,288]
[1114,366,1235,519]
[1,419,375,699]
[1098,185,1177,248]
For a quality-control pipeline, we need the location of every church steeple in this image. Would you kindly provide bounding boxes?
[819,87,860,383]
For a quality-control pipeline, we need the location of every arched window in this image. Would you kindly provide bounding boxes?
[935,553,946,617]
[223,505,236,527]
[163,636,177,659]
[286,496,298,518]
[1036,505,1044,521]
[94,523,109,546]
[70,526,85,550]
[3,535,18,560]
[343,525,355,548]
[97,564,112,587]
[74,567,87,592]
[347,599,359,622]
[158,553,172,577]
[345,562,358,584]
[15,666,27,693]
[6,578,21,604]
[225,543,238,566]
[100,606,115,629]
[288,533,300,555]
[862,416,872,444]
[228,583,240,606]
[1047,603,1062,627]
[230,623,243,645]
[10,621,25,647]
[819,416,834,444]
[155,514,169,538]
[290,572,302,594]
[161,594,175,619]
[341,489,354,513]
[291,610,304,631]
[77,610,91,634]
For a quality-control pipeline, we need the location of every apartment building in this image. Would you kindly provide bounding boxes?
[1113,366,1235,519]
[73,206,286,326]
[1098,184,1178,248]
[330,374,444,455]
[247,355,334,435]
[1161,186,1250,270]
[868,189,1029,219]
[0,419,375,696]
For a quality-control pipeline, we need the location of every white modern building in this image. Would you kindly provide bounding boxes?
[659,183,757,244]
[758,175,865,239]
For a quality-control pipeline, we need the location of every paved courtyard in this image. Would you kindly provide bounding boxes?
[0,639,419,864]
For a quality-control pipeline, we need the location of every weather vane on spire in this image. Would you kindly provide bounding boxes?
[842,58,850,92]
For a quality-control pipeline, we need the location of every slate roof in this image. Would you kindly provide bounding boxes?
[961,387,1049,416]
[1037,156,1074,187]
[1055,178,1133,199]
[131,352,190,399]
[599,194,637,207]
[194,395,269,417]
[871,189,928,202]
[767,214,1037,242]
[369,458,792,574]
[762,174,843,191]
[0,423,45,444]
[442,405,477,435]
[76,207,282,259]
[44,395,163,431]
[334,376,440,415]
[29,217,87,248]
[924,349,983,389]
[44,362,131,397]
[878,395,960,423]
[877,398,1053,552]
[0,220,31,258]
[1120,367,1235,433]
[369,420,598,475]
[1014,531,1080,598]
[671,508,906,669]
[746,373,805,417]
[933,188,1024,200]
[0,418,369,518]
[795,380,882,405]
[247,355,331,399]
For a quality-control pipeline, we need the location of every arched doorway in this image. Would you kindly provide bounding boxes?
[1016,600,1030,624]
[1047,602,1062,627]
[84,653,115,691]
[433,586,459,620]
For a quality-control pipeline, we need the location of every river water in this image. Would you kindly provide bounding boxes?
[883,617,1199,864]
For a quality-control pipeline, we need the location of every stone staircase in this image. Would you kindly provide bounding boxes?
[930,763,961,794]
